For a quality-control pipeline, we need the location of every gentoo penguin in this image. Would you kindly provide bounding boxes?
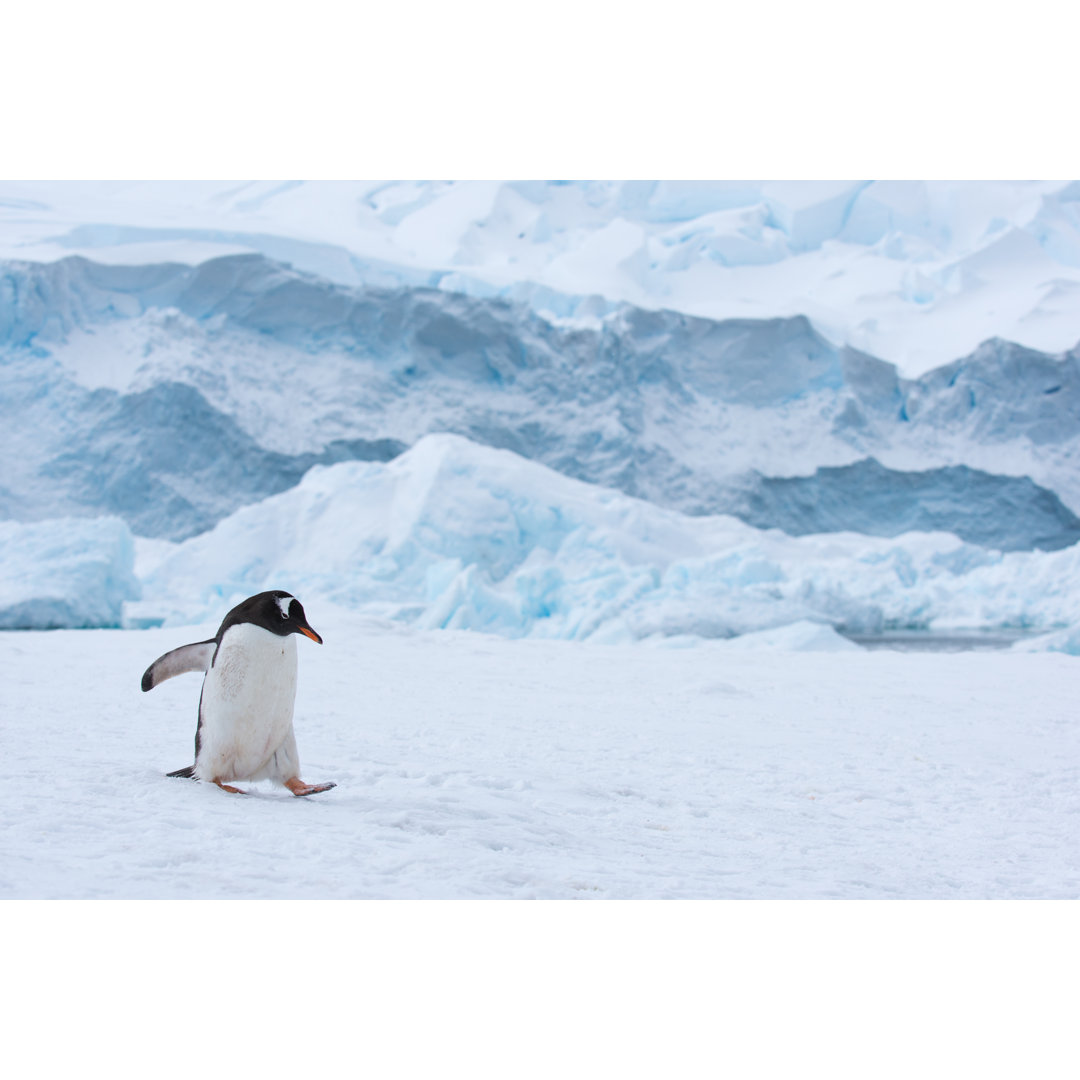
[141,590,336,797]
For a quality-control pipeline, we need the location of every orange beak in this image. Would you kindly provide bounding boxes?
[298,624,323,644]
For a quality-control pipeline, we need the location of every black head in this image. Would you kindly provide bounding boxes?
[218,590,323,644]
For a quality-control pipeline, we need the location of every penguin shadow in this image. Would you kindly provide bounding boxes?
[168,769,386,809]
[175,777,340,802]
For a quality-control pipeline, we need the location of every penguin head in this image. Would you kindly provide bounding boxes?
[232,590,324,644]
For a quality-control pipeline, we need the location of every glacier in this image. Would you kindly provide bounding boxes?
[4,180,1080,376]
[738,459,1080,552]
[3,183,1080,646]
[5,253,1080,550]
[117,434,1080,647]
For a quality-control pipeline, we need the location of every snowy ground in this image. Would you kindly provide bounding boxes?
[4,610,1077,899]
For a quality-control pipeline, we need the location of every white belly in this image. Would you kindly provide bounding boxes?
[195,624,299,783]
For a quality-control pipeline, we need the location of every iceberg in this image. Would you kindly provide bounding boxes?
[0,516,140,629]
[128,435,1080,642]
[1011,622,1080,656]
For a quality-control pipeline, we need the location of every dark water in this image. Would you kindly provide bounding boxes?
[842,629,1036,653]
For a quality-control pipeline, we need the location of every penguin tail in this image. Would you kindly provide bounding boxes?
[167,765,196,779]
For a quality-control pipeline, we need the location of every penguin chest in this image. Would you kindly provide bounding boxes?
[198,625,298,782]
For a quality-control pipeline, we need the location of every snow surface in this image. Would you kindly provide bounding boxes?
[3,611,1077,899]
[3,180,1079,376]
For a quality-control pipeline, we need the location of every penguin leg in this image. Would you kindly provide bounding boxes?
[285,777,337,797]
[213,779,247,795]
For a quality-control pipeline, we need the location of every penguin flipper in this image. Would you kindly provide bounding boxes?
[141,640,216,692]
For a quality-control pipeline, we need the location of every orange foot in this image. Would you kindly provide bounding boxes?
[285,777,337,797]
[213,779,247,794]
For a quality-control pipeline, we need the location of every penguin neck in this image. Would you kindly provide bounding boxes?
[215,622,298,671]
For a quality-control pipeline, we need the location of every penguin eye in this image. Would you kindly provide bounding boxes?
[280,609,289,619]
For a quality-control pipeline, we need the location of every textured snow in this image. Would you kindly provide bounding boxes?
[122,434,1080,645]
[0,517,139,629]
[3,614,1077,898]
[3,180,1080,376]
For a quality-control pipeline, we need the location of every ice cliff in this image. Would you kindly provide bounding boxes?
[4,253,1080,550]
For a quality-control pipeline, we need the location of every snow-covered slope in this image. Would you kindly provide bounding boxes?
[3,180,1080,376]
[5,253,1080,547]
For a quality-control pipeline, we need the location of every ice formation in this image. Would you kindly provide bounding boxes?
[3,180,1080,375]
[127,435,1080,646]
[4,253,1080,546]
[0,516,139,629]
[2,182,1079,643]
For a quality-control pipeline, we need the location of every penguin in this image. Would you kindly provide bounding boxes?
[141,590,336,797]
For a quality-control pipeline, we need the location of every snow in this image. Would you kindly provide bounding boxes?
[3,611,1077,898]
[1013,623,1080,656]
[3,180,1079,376]
[699,620,861,652]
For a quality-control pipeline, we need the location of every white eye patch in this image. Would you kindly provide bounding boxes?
[275,595,294,619]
